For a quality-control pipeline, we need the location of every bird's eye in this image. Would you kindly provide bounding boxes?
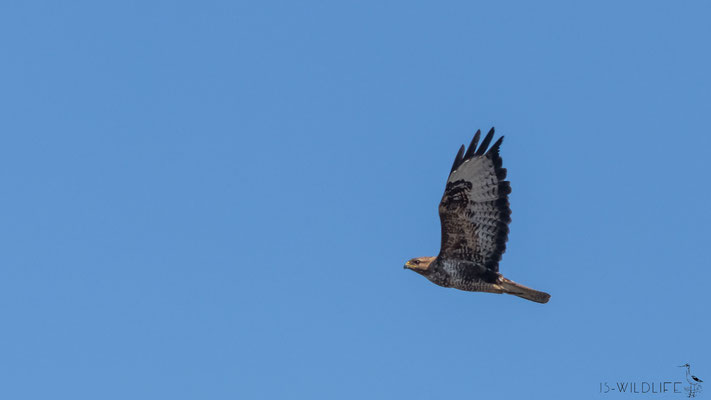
[413,260,420,265]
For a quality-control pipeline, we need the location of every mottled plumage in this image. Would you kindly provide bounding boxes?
[404,128,550,303]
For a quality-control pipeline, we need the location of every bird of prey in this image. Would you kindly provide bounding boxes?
[404,128,550,304]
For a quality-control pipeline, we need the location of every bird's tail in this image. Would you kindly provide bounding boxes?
[498,277,550,304]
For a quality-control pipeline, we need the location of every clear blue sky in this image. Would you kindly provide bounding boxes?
[1,1,709,399]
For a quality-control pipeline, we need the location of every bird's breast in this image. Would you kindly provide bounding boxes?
[429,259,503,293]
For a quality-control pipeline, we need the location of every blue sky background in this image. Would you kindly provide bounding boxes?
[1,1,709,399]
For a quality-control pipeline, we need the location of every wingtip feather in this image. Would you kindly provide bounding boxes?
[488,135,505,155]
[449,145,465,173]
[463,130,481,160]
[475,127,496,156]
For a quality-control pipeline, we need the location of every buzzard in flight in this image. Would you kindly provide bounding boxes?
[404,128,550,304]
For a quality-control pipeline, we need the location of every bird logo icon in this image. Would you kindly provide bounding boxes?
[679,363,703,398]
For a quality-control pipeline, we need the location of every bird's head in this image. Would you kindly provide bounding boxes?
[679,364,691,368]
[404,257,436,274]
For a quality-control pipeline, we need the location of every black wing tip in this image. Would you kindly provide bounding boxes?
[449,145,465,173]
[463,130,481,160]
[488,135,505,155]
[451,127,504,173]
[460,127,501,160]
[474,128,495,156]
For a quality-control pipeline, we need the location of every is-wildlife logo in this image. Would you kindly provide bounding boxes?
[599,364,703,398]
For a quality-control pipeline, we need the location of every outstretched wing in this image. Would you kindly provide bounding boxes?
[438,128,511,272]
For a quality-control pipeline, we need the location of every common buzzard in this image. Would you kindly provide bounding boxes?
[404,128,550,303]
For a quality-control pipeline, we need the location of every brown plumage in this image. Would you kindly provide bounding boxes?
[404,128,550,304]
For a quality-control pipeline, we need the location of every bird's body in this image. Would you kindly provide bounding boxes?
[680,364,704,385]
[425,258,500,292]
[404,128,550,303]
